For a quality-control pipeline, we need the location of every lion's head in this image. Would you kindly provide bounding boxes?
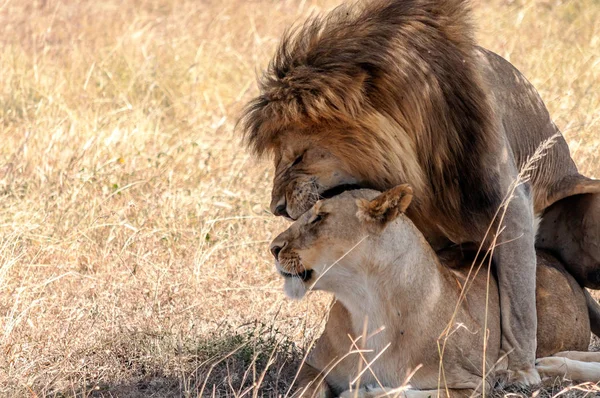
[269,185,414,299]
[240,0,495,222]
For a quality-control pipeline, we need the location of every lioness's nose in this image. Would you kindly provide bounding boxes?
[270,241,287,260]
[270,197,289,218]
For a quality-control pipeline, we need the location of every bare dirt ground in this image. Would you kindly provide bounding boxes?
[0,0,598,397]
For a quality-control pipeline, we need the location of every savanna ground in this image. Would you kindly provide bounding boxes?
[0,0,599,396]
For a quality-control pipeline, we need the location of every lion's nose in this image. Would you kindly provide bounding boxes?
[270,197,290,218]
[274,204,289,218]
[270,241,287,260]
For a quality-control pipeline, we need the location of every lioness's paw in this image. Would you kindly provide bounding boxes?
[338,386,389,398]
[536,357,568,379]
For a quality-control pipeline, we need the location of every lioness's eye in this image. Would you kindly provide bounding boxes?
[310,214,324,224]
[291,153,304,167]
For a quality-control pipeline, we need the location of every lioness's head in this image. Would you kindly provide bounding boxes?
[269,185,413,299]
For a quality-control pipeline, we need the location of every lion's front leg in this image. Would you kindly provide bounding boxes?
[492,184,540,385]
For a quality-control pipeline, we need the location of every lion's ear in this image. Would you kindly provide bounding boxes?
[356,184,413,227]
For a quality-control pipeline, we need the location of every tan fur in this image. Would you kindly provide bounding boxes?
[270,188,595,397]
[241,0,600,380]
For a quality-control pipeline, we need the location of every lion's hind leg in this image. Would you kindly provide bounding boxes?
[552,351,600,362]
[537,192,600,289]
[536,353,600,382]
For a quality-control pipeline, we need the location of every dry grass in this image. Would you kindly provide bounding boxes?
[0,0,598,397]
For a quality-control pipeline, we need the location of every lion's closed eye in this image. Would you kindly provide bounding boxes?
[291,153,304,167]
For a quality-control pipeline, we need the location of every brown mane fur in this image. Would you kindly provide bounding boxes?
[240,0,503,228]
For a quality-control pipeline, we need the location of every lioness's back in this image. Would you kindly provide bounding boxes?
[440,247,590,357]
[535,250,590,357]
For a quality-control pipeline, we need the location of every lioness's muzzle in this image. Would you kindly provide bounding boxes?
[279,268,313,282]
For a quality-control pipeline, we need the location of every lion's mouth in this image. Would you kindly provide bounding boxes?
[279,268,313,282]
[319,184,363,200]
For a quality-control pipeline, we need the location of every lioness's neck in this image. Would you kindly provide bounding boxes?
[332,220,457,339]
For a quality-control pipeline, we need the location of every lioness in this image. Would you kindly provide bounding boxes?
[270,186,600,397]
[241,0,600,383]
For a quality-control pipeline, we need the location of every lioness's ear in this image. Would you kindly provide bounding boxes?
[356,184,413,227]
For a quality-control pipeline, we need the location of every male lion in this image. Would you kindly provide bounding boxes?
[269,186,600,397]
[240,0,600,384]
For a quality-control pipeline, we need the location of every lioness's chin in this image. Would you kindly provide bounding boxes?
[283,277,307,299]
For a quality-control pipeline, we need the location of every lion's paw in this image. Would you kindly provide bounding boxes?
[502,366,542,386]
[495,366,542,387]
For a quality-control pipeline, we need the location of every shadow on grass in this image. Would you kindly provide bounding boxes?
[83,376,180,398]
[61,322,302,398]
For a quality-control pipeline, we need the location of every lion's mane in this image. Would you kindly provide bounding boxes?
[240,0,502,227]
